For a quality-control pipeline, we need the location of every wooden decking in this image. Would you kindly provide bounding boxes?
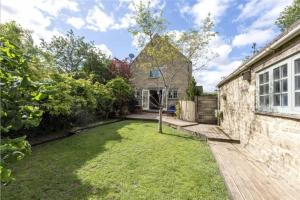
[210,141,300,200]
[183,124,239,143]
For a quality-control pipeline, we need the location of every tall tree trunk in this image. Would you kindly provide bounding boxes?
[158,106,163,133]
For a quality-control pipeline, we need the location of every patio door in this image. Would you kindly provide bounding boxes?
[142,89,149,110]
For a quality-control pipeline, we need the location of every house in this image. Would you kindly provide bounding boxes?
[130,36,192,111]
[217,21,300,186]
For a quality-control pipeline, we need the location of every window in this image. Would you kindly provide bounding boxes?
[149,69,161,78]
[258,72,269,107]
[256,53,300,115]
[273,64,288,106]
[168,89,178,99]
[295,59,300,107]
[135,89,142,99]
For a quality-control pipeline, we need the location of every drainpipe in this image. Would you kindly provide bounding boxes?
[216,88,220,126]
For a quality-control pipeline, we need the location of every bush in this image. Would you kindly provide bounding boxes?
[106,77,133,116]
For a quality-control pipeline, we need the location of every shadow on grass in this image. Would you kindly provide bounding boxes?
[2,121,130,200]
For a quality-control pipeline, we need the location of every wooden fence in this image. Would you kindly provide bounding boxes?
[195,96,218,124]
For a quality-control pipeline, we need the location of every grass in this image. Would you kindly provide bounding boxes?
[2,120,229,200]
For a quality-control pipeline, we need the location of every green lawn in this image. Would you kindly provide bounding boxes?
[2,120,229,200]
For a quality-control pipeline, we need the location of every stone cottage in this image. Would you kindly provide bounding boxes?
[217,21,300,186]
[130,36,192,111]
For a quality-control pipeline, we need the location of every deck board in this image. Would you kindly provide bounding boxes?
[209,141,300,200]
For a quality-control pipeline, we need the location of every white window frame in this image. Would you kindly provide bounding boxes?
[168,88,178,99]
[256,53,300,115]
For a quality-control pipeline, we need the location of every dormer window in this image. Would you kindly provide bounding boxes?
[149,69,161,78]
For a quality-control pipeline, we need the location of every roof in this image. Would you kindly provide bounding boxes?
[217,20,300,88]
[130,34,192,66]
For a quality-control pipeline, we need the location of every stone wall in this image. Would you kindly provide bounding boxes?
[219,35,300,186]
[130,45,192,107]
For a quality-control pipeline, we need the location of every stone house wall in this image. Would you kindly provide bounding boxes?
[130,47,192,107]
[219,35,300,186]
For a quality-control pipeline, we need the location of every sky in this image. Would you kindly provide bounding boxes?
[1,0,293,91]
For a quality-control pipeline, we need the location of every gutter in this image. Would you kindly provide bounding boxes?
[217,22,300,87]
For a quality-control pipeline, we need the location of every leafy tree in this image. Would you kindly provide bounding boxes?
[276,0,300,31]
[108,58,132,80]
[186,77,203,101]
[0,37,43,184]
[106,77,133,116]
[41,30,93,73]
[129,1,215,133]
[82,48,112,83]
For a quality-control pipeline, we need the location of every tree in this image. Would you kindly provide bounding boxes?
[276,0,300,31]
[186,77,203,101]
[41,30,93,73]
[0,37,43,184]
[108,58,132,80]
[106,77,133,116]
[82,48,111,84]
[129,1,215,133]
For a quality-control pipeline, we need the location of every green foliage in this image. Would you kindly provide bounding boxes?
[0,37,43,185]
[0,137,31,185]
[82,49,111,83]
[106,77,133,115]
[276,0,300,30]
[186,77,203,100]
[41,30,93,73]
[0,22,134,184]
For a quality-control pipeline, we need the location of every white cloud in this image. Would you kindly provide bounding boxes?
[118,0,163,11]
[67,17,85,29]
[232,29,276,47]
[1,0,74,43]
[194,35,242,92]
[36,0,79,17]
[112,13,135,30]
[194,60,242,92]
[85,6,114,32]
[95,44,112,57]
[237,0,292,22]
[181,0,232,26]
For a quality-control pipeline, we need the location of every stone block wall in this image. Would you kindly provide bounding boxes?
[219,35,300,186]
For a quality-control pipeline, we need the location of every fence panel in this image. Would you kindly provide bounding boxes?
[195,96,218,124]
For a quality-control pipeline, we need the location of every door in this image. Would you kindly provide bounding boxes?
[142,89,149,110]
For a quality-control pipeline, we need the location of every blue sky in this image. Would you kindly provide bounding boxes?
[2,0,293,91]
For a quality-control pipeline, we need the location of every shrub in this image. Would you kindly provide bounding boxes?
[106,77,133,116]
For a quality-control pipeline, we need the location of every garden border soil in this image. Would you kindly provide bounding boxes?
[30,119,123,147]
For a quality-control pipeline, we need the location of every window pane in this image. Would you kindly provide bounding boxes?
[295,59,300,74]
[259,85,264,95]
[265,96,269,106]
[281,94,288,106]
[281,64,288,77]
[259,96,264,106]
[282,79,288,92]
[273,67,280,80]
[295,75,300,90]
[264,72,269,83]
[274,94,280,106]
[296,92,300,107]
[259,74,263,84]
[273,81,281,93]
[264,84,269,94]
